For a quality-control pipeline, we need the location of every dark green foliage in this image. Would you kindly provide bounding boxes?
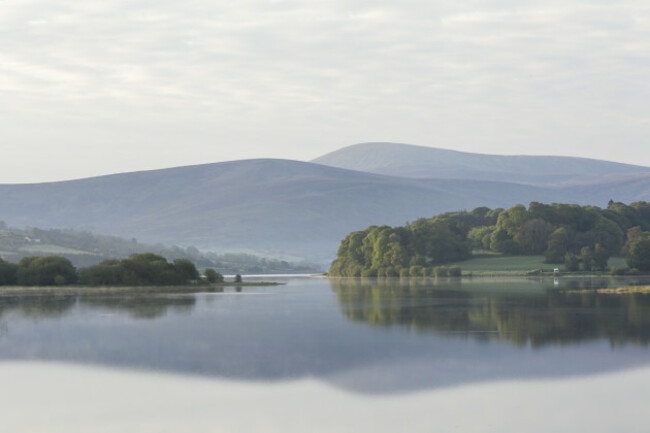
[0,259,18,285]
[448,265,462,277]
[545,227,569,263]
[204,268,224,283]
[78,254,200,286]
[330,217,470,276]
[610,267,627,276]
[234,274,242,283]
[564,253,580,272]
[173,258,200,282]
[592,244,610,271]
[433,266,448,277]
[16,256,77,286]
[581,246,594,271]
[467,226,494,249]
[627,239,650,271]
[330,201,650,276]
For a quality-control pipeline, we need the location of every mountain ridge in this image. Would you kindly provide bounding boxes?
[1,149,649,263]
[312,142,650,186]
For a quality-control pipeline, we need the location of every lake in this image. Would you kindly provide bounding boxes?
[1,276,650,432]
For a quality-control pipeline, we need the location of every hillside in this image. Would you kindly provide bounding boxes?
[313,142,650,186]
[1,158,649,264]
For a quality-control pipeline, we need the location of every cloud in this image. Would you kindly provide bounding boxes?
[1,0,649,182]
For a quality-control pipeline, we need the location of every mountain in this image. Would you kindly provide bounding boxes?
[1,157,649,264]
[312,142,650,186]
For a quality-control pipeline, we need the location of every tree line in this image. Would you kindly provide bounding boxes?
[329,201,650,276]
[0,253,227,287]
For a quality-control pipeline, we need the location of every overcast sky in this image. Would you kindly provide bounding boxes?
[1,0,649,183]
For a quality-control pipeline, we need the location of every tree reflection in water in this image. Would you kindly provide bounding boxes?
[0,293,196,322]
[330,277,650,347]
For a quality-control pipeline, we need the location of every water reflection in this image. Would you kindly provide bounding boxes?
[80,294,195,319]
[0,292,196,321]
[0,294,77,320]
[331,277,650,347]
[0,279,649,394]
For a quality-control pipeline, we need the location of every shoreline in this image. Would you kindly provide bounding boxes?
[0,281,283,296]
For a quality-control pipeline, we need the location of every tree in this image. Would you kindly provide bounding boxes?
[234,274,242,283]
[621,226,649,256]
[16,256,77,286]
[515,219,554,254]
[0,259,18,285]
[627,239,650,271]
[173,258,200,281]
[593,243,610,271]
[564,253,580,272]
[581,246,594,271]
[545,227,569,263]
[204,268,223,283]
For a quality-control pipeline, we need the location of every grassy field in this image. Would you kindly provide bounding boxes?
[451,254,628,276]
[18,243,95,255]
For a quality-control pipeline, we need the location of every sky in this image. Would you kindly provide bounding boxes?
[1,0,649,183]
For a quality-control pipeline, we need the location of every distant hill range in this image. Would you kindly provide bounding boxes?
[1,142,649,264]
[313,142,650,187]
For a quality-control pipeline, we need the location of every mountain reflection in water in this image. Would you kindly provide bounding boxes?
[0,278,649,394]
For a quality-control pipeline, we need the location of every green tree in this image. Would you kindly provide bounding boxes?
[581,246,594,271]
[0,259,18,285]
[234,274,242,283]
[621,226,649,256]
[545,227,569,263]
[204,268,223,283]
[16,256,77,286]
[593,243,610,271]
[564,253,580,272]
[626,239,650,271]
[173,258,200,282]
[515,219,554,254]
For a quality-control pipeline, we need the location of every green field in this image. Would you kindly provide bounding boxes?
[451,254,628,276]
[18,244,95,255]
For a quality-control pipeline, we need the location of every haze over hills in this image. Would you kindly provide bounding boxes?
[0,145,649,264]
[313,142,650,186]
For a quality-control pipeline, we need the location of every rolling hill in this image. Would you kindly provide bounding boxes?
[1,154,649,264]
[313,142,650,186]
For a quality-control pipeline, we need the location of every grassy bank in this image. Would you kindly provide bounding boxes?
[450,254,628,276]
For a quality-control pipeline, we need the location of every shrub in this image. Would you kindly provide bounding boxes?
[409,266,426,277]
[204,268,224,283]
[433,266,448,277]
[448,265,462,277]
[385,266,399,277]
[610,267,627,276]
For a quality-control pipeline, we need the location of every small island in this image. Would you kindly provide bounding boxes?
[0,253,279,292]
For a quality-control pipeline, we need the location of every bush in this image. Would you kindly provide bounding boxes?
[385,266,399,277]
[610,267,628,276]
[409,266,426,277]
[399,268,410,278]
[448,265,462,277]
[16,256,77,286]
[564,253,580,272]
[433,266,448,277]
[204,268,224,283]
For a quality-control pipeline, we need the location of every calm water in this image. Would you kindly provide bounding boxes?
[2,276,650,432]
